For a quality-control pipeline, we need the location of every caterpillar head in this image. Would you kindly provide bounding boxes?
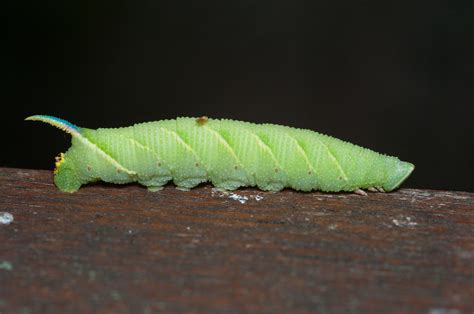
[52,151,83,192]
[26,115,84,192]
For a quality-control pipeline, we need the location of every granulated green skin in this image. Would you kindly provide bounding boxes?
[26,115,414,193]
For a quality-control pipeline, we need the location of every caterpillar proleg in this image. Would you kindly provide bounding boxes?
[26,115,414,193]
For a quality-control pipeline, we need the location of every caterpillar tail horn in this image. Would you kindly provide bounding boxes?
[25,115,82,136]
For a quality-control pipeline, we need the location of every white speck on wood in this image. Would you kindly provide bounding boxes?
[429,308,460,314]
[0,212,14,225]
[392,216,418,227]
[212,189,264,203]
[228,193,249,204]
[0,261,13,271]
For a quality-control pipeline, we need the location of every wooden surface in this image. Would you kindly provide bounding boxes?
[0,167,473,314]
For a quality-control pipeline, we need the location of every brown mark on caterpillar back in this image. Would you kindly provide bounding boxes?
[196,116,209,126]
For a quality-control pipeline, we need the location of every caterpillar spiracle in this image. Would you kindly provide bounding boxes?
[26,115,414,194]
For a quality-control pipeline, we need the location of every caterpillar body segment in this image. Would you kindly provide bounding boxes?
[26,115,415,193]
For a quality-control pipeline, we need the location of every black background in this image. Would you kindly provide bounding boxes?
[4,1,473,191]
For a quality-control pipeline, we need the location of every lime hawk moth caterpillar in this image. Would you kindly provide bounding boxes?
[26,115,414,194]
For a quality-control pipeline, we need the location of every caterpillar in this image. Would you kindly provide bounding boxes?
[26,115,414,194]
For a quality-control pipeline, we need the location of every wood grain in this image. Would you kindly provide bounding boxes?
[0,167,473,314]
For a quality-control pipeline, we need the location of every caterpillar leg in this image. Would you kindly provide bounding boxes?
[257,182,285,192]
[147,186,164,192]
[176,186,191,191]
[139,176,170,192]
[354,188,368,196]
[367,187,386,193]
[174,178,205,191]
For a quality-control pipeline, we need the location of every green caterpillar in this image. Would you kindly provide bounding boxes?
[26,115,414,194]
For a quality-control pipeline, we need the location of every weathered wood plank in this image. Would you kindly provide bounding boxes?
[0,167,473,313]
